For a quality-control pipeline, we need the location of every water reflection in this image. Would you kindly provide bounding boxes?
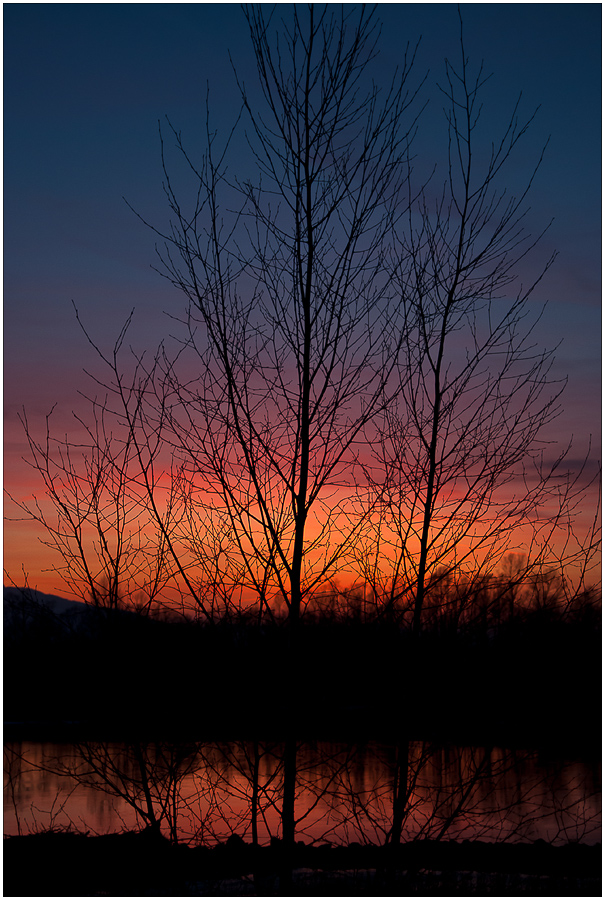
[4,739,600,847]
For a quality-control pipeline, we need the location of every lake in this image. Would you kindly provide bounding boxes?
[4,739,600,847]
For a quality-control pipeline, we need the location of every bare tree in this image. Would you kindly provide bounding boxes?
[9,391,172,615]
[126,4,421,630]
[361,17,600,634]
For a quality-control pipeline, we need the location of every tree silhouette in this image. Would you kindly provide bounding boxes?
[11,400,172,615]
[137,4,420,629]
[358,17,599,634]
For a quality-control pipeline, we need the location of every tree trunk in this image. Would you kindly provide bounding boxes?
[280,736,297,893]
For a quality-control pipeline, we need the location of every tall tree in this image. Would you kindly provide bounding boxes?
[138,4,419,626]
[361,19,599,634]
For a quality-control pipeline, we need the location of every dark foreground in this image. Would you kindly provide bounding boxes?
[3,829,601,897]
[5,586,601,750]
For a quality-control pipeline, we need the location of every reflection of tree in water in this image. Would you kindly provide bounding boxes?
[319,741,496,845]
[6,739,600,851]
[5,741,202,842]
[65,742,202,843]
[188,740,286,845]
[349,741,600,847]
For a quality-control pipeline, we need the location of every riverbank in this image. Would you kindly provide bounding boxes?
[3,829,602,897]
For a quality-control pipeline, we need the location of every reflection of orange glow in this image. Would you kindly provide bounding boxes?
[5,740,600,846]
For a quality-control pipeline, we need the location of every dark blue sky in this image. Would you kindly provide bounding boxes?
[4,3,601,576]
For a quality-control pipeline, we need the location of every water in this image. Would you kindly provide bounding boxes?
[4,739,600,846]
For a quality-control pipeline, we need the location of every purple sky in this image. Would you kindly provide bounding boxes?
[4,3,601,589]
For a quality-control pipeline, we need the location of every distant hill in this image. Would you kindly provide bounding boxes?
[3,586,137,636]
[4,586,89,617]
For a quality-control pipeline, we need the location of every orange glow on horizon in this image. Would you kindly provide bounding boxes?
[5,470,600,612]
[4,403,600,608]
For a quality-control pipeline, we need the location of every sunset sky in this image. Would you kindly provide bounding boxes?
[4,3,601,596]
